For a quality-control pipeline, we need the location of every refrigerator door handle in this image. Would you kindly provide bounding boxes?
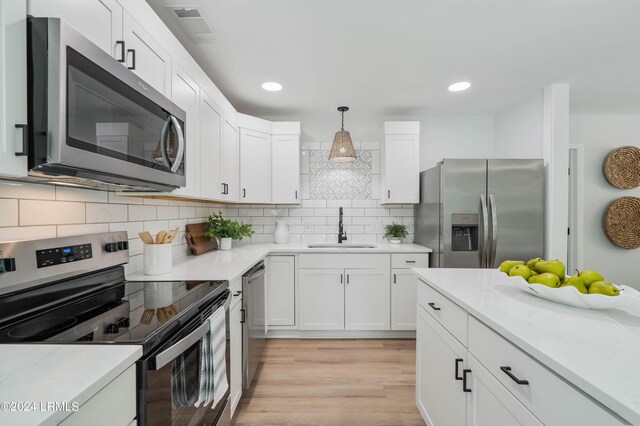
[489,194,498,268]
[480,194,489,268]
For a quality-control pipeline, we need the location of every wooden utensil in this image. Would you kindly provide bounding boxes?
[156,307,169,324]
[140,309,155,325]
[155,230,167,244]
[164,304,179,318]
[138,231,154,244]
[163,227,180,243]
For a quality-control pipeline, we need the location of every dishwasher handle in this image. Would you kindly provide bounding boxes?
[243,262,265,283]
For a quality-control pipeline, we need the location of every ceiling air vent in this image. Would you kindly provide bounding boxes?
[166,6,215,43]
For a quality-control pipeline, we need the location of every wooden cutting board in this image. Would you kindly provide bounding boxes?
[185,222,218,255]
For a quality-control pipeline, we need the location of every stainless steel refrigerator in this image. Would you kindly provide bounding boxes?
[415,159,544,268]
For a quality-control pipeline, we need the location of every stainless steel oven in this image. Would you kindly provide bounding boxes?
[25,17,186,192]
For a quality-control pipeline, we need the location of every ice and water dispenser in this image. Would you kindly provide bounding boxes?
[451,214,478,251]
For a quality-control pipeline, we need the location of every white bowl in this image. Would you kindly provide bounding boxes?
[510,275,640,309]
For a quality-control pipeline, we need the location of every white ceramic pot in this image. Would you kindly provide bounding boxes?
[389,237,402,244]
[274,220,289,244]
[143,243,173,275]
[218,237,232,250]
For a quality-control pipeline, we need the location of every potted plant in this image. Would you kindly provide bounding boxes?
[384,222,408,244]
[204,211,254,250]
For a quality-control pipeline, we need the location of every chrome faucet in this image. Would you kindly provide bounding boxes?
[338,207,347,243]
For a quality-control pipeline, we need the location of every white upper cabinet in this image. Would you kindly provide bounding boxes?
[199,91,223,200]
[240,128,272,203]
[221,120,240,202]
[122,12,171,96]
[271,134,301,204]
[380,121,420,204]
[170,62,200,198]
[0,0,28,177]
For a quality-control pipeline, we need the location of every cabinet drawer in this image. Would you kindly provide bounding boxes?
[391,253,428,269]
[299,253,389,269]
[468,317,627,426]
[417,280,467,346]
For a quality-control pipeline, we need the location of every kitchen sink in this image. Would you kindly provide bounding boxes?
[307,243,377,249]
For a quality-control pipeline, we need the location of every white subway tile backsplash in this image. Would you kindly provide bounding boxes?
[314,208,339,216]
[301,200,326,208]
[0,226,57,241]
[351,200,378,208]
[302,217,327,225]
[300,234,326,243]
[251,234,274,244]
[350,234,377,244]
[56,187,108,203]
[86,203,128,223]
[157,206,180,220]
[248,217,276,226]
[389,208,414,217]
[352,217,379,226]
[288,208,314,216]
[129,205,156,221]
[300,150,310,174]
[109,222,144,239]
[326,199,351,208]
[263,208,288,217]
[343,208,364,216]
[0,182,55,200]
[143,198,169,206]
[57,223,109,237]
[20,200,85,225]
[360,142,380,150]
[0,199,19,227]
[365,208,389,217]
[238,208,257,217]
[179,206,196,218]
[109,192,144,204]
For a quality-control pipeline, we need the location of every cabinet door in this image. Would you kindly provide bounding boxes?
[266,256,295,327]
[384,134,419,204]
[240,128,271,203]
[221,120,240,202]
[299,269,344,330]
[199,91,223,200]
[416,305,467,426]
[0,0,28,177]
[170,63,200,198]
[271,135,300,204]
[466,354,542,426]
[123,12,171,95]
[391,269,417,330]
[48,0,123,58]
[344,268,390,330]
[229,299,243,418]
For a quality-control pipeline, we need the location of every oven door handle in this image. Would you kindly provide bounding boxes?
[151,321,209,370]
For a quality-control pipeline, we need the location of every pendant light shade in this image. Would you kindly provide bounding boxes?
[329,106,356,163]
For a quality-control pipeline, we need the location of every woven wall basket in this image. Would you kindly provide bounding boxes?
[603,196,640,249]
[603,145,640,189]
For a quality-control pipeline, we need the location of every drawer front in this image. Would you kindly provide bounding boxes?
[417,280,468,346]
[468,317,627,426]
[391,253,429,269]
[299,253,389,269]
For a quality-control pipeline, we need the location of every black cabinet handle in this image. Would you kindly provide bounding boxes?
[462,369,471,392]
[387,190,391,198]
[393,274,397,284]
[242,188,246,198]
[233,291,242,296]
[221,183,226,194]
[428,302,441,311]
[455,358,463,380]
[127,48,136,70]
[346,274,350,284]
[405,260,416,264]
[340,274,343,284]
[500,366,529,385]
[225,183,229,194]
[240,308,246,324]
[14,124,27,156]
[295,190,298,199]
[115,40,126,62]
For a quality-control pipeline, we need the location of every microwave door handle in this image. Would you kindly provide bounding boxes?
[151,321,209,370]
[489,194,498,268]
[480,194,489,268]
[158,118,172,169]
[169,115,185,173]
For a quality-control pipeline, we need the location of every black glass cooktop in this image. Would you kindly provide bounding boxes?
[0,266,228,353]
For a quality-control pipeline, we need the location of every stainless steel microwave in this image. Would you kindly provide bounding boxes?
[25,17,186,192]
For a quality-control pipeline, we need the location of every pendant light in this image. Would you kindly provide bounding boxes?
[329,106,356,163]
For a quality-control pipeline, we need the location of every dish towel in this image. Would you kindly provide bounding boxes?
[193,326,211,408]
[206,305,229,409]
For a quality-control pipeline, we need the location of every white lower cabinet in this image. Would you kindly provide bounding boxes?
[266,256,295,327]
[391,269,417,330]
[229,295,243,418]
[299,268,344,330]
[344,268,390,330]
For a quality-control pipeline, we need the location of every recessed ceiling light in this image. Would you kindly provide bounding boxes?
[262,82,283,92]
[448,81,471,92]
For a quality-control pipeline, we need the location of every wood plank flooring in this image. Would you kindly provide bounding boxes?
[233,339,425,426]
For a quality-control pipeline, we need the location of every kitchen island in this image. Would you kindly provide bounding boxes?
[413,268,640,425]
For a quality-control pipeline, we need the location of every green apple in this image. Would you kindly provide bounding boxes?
[499,260,525,274]
[588,280,620,297]
[509,265,533,280]
[578,270,605,289]
[560,276,588,294]
[528,272,561,288]
[534,260,566,280]
[526,257,543,269]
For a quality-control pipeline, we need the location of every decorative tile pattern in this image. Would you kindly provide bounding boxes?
[309,150,372,200]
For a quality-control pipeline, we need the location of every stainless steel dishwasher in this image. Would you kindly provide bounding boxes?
[242,261,266,389]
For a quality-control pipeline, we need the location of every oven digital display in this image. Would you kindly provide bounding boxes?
[36,243,93,268]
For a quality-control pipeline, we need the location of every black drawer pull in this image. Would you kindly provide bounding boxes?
[462,369,471,392]
[500,366,529,385]
[428,302,441,311]
[393,274,397,284]
[405,260,416,264]
[127,48,136,70]
[455,358,463,380]
[233,291,242,296]
[115,40,126,62]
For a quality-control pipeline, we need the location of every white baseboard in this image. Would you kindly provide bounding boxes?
[266,330,416,339]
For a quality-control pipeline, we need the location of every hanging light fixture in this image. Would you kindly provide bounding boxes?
[329,106,356,163]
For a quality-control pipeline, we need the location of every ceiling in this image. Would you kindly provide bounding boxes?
[146,0,640,118]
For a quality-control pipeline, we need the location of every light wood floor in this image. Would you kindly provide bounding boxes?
[233,339,425,426]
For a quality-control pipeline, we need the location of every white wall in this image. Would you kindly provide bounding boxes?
[493,91,544,158]
[571,115,640,288]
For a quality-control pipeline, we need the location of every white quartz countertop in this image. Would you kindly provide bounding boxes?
[0,344,142,426]
[126,242,431,282]
[413,268,640,424]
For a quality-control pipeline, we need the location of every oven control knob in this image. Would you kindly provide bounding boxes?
[117,241,129,251]
[105,243,118,253]
[0,258,16,273]
[104,323,120,334]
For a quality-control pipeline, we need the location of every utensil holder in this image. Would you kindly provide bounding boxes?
[143,243,172,275]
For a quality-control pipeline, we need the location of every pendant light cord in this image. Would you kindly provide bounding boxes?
[341,110,345,130]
